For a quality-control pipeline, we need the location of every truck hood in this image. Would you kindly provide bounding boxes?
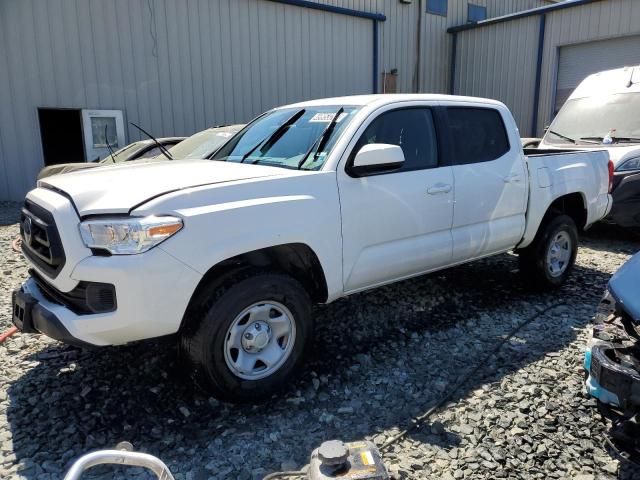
[609,252,640,323]
[39,160,287,216]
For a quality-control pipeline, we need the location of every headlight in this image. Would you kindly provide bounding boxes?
[79,215,183,254]
[616,157,640,172]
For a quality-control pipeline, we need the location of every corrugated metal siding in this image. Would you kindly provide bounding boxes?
[0,0,375,200]
[0,0,549,200]
[538,0,640,133]
[453,0,640,136]
[454,16,540,135]
[420,0,545,94]
[556,35,640,109]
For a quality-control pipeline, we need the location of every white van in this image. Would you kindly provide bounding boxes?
[538,66,640,227]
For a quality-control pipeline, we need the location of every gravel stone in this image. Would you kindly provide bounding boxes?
[1,203,640,479]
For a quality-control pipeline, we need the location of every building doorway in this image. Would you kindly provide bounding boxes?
[38,108,85,166]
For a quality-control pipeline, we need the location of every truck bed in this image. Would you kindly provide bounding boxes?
[518,148,611,248]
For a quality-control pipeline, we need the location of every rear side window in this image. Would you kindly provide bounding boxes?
[352,108,438,172]
[446,107,510,165]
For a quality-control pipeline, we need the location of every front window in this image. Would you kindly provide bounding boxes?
[545,93,640,146]
[167,127,241,159]
[100,142,145,164]
[212,106,360,170]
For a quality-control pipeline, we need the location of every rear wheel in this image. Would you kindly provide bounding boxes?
[518,214,578,289]
[179,271,312,402]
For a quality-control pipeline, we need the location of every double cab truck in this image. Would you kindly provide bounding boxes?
[13,94,612,401]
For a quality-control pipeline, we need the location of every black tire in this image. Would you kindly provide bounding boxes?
[518,214,578,289]
[179,271,312,402]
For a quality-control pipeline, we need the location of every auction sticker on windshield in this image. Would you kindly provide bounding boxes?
[309,112,347,123]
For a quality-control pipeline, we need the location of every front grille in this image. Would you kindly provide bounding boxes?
[31,270,117,315]
[20,200,65,278]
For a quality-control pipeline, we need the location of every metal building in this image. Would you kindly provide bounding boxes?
[450,0,640,137]
[0,0,546,201]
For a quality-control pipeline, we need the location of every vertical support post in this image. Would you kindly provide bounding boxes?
[532,14,546,137]
[373,21,379,93]
[449,32,458,95]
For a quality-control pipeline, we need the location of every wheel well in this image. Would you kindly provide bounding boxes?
[186,243,328,313]
[546,193,587,230]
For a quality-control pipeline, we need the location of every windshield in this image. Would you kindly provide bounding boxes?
[545,92,640,146]
[167,126,242,159]
[100,142,148,164]
[212,106,360,170]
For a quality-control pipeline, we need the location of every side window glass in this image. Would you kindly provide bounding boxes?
[446,108,510,165]
[353,108,438,172]
[137,146,163,159]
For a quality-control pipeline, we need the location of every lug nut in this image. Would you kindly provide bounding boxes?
[244,333,253,340]
[254,323,261,330]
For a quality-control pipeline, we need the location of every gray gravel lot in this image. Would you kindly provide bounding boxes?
[1,201,639,480]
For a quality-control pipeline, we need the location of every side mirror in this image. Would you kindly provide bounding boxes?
[350,143,405,177]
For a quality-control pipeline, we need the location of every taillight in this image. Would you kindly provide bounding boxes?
[608,160,614,193]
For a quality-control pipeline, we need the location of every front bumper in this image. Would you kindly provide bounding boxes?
[12,284,93,348]
[607,171,640,227]
[584,291,640,410]
[13,247,202,346]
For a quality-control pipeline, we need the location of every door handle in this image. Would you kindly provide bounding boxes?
[503,173,522,183]
[427,183,452,195]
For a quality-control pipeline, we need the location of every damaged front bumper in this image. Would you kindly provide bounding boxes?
[584,291,640,409]
[584,289,640,459]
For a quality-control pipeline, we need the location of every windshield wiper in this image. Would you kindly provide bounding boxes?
[298,107,344,170]
[130,122,174,160]
[104,125,117,163]
[241,109,306,163]
[547,130,576,144]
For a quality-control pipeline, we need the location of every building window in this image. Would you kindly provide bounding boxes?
[467,4,487,22]
[427,0,447,17]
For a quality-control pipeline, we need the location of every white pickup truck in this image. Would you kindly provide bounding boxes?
[13,94,612,401]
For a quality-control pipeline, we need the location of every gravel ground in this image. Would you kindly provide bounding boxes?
[1,201,639,480]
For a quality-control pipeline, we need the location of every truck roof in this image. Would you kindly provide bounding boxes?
[281,93,506,109]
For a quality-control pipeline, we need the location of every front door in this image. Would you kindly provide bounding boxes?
[81,109,126,162]
[337,106,454,293]
[444,106,528,262]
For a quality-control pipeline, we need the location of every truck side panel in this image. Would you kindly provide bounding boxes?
[519,151,611,248]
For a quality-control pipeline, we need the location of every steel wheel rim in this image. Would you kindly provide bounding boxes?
[223,301,296,380]
[546,231,572,277]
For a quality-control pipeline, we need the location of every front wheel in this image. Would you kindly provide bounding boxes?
[179,272,312,402]
[518,214,578,289]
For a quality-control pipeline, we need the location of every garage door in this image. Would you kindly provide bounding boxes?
[556,35,640,111]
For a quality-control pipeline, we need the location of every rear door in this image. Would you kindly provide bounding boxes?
[443,105,528,262]
[337,104,454,293]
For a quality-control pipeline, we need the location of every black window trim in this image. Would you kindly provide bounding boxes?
[345,105,445,178]
[426,0,448,17]
[441,105,512,166]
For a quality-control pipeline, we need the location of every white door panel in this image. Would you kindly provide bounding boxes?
[340,168,454,292]
[452,156,527,261]
[450,214,525,261]
[446,107,528,262]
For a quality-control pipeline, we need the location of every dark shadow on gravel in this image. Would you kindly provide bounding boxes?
[5,245,639,478]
